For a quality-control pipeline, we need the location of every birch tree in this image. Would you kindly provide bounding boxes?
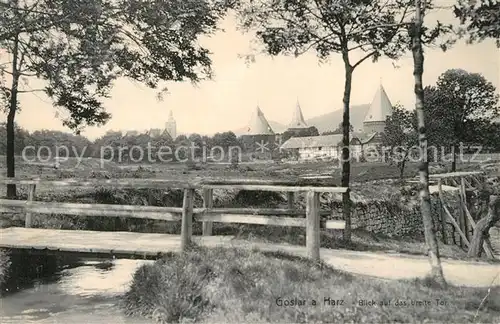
[411,0,446,286]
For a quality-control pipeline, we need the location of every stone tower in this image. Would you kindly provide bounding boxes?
[363,84,394,134]
[165,110,177,139]
[241,105,276,154]
[246,106,274,135]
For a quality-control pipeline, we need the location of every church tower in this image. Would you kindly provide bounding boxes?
[363,84,394,134]
[246,106,274,135]
[165,110,177,139]
[287,99,308,131]
[241,105,276,154]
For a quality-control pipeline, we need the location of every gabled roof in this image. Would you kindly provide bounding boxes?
[352,132,378,144]
[281,135,341,149]
[281,132,378,149]
[364,84,393,123]
[124,130,139,136]
[246,106,274,135]
[148,128,162,137]
[289,100,308,128]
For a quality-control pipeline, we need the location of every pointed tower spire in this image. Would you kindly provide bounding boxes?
[364,84,393,123]
[289,99,308,128]
[362,84,394,134]
[246,105,274,135]
[165,110,177,139]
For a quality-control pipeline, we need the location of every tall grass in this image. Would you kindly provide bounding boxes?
[0,249,10,286]
[123,246,500,323]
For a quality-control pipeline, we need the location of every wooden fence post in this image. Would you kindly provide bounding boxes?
[306,191,320,261]
[147,189,154,206]
[181,188,194,251]
[202,188,213,236]
[25,184,36,228]
[458,179,466,248]
[287,192,295,210]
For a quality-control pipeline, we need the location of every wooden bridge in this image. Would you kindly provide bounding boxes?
[0,177,348,261]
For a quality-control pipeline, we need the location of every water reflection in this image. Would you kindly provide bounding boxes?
[58,259,150,297]
[1,259,154,323]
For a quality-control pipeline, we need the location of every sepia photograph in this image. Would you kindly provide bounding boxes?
[0,0,499,323]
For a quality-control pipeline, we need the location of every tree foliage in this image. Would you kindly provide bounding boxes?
[324,122,353,135]
[0,122,29,154]
[454,0,500,47]
[382,105,417,178]
[282,126,319,142]
[0,0,232,131]
[423,69,500,166]
[238,0,415,63]
[0,0,233,196]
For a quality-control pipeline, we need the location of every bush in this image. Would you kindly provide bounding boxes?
[233,190,284,207]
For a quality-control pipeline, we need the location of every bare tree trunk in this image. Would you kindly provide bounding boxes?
[6,33,20,199]
[467,196,499,258]
[399,152,409,180]
[451,144,457,172]
[412,0,446,287]
[341,55,353,242]
[399,161,405,180]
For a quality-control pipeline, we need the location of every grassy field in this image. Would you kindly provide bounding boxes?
[123,245,500,323]
[0,157,495,261]
[2,154,484,182]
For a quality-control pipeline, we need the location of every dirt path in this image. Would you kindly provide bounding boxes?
[2,226,498,288]
[223,240,500,288]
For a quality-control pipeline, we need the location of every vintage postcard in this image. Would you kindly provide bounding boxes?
[0,0,499,323]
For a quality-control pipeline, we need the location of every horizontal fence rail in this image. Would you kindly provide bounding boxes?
[428,171,485,179]
[0,199,183,221]
[0,177,349,260]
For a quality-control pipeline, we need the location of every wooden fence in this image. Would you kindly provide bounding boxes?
[0,177,348,261]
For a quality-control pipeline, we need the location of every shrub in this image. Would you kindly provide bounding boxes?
[233,190,284,207]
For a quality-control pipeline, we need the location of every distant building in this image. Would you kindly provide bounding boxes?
[124,130,139,136]
[165,110,177,139]
[281,83,393,160]
[280,133,376,161]
[363,84,394,135]
[148,128,162,138]
[241,106,276,155]
[286,100,309,133]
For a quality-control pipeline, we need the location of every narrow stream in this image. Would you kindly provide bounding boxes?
[0,259,155,323]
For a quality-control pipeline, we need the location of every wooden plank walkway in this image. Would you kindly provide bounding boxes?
[0,227,234,258]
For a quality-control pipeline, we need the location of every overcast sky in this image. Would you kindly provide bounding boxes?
[9,4,500,140]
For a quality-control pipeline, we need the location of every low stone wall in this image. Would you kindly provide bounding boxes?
[325,196,456,241]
